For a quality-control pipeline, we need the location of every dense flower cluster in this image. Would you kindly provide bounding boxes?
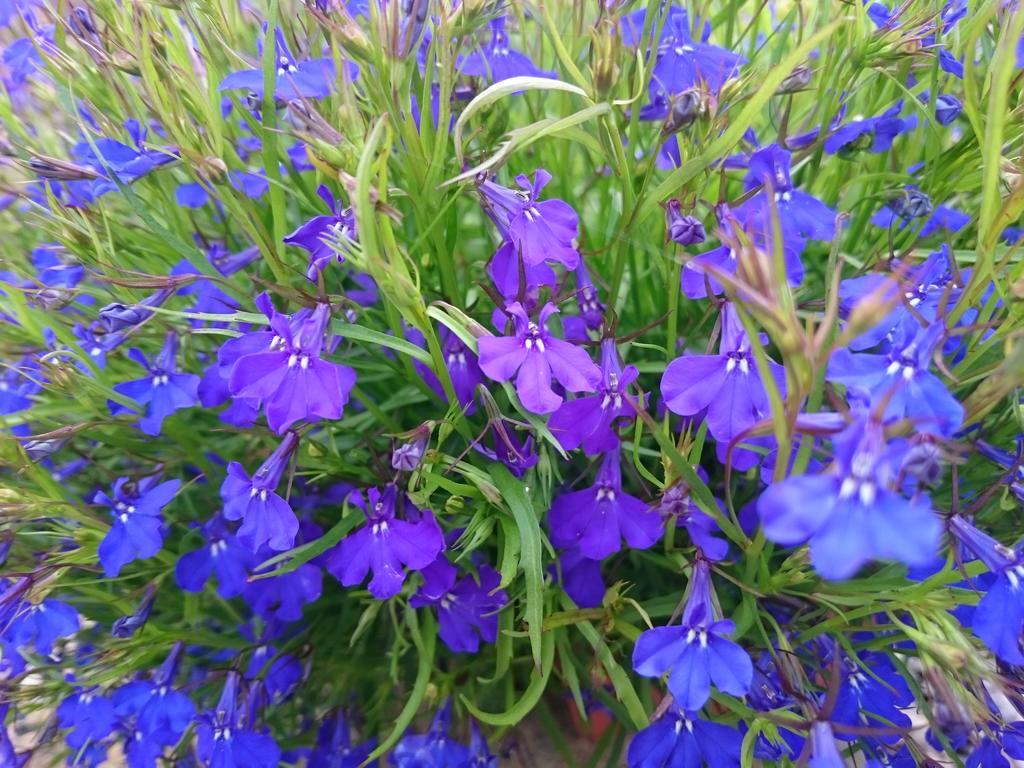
[1,0,1023,766]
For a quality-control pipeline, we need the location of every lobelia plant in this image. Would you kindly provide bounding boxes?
[1,0,1023,767]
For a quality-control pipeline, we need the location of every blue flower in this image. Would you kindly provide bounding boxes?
[283,185,357,280]
[57,688,117,750]
[325,485,444,600]
[244,563,322,623]
[392,701,470,768]
[109,332,200,436]
[226,298,357,434]
[627,706,743,768]
[114,644,195,744]
[736,144,837,243]
[410,558,508,653]
[478,301,601,415]
[824,101,916,155]
[827,323,964,436]
[632,559,753,710]
[220,431,301,552]
[476,169,580,271]
[95,476,180,578]
[6,596,78,655]
[175,517,254,597]
[950,515,1024,664]
[758,411,942,579]
[196,673,280,768]
[459,17,554,83]
[549,339,640,455]
[219,27,335,101]
[308,710,377,768]
[550,445,663,559]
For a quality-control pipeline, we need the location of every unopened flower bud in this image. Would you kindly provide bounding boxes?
[665,200,706,246]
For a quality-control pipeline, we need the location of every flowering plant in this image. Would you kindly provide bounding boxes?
[2,0,1024,766]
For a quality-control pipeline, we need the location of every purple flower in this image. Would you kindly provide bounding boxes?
[928,92,963,125]
[549,446,663,559]
[31,244,84,287]
[219,27,335,101]
[573,261,605,331]
[477,169,580,271]
[392,701,470,768]
[410,558,508,653]
[553,547,605,607]
[309,711,377,768]
[175,517,254,597]
[6,596,78,655]
[473,415,539,477]
[95,476,180,578]
[654,479,728,561]
[758,411,941,579]
[661,303,784,446]
[109,332,200,436]
[627,705,742,768]
[548,339,639,454]
[113,644,194,744]
[458,17,554,82]
[632,559,753,709]
[823,101,917,155]
[809,722,844,768]
[283,185,357,280]
[57,688,117,749]
[244,563,322,623]
[665,199,706,245]
[949,515,1024,664]
[220,432,301,552]
[735,144,837,243]
[831,652,912,744]
[0,359,42,415]
[629,5,743,94]
[486,239,558,300]
[409,326,484,411]
[325,486,444,600]
[227,298,356,434]
[827,323,963,435]
[478,301,601,414]
[839,246,965,351]
[196,673,280,768]
[871,187,933,227]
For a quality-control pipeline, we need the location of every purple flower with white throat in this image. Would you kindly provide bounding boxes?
[219,26,335,101]
[549,444,663,559]
[627,705,743,768]
[735,144,837,244]
[410,557,508,653]
[827,323,963,436]
[325,485,444,600]
[113,643,194,745]
[6,595,78,655]
[661,303,784,447]
[109,332,199,436]
[478,301,601,414]
[632,559,753,710]
[227,298,356,434]
[949,515,1024,665]
[283,184,357,280]
[458,16,554,83]
[175,516,254,598]
[220,431,301,552]
[477,169,580,271]
[96,476,180,578]
[548,338,639,454]
[758,411,941,579]
[196,672,280,768]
